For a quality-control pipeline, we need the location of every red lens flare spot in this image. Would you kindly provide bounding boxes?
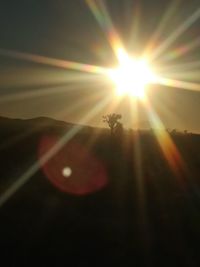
[62,167,72,178]
[38,135,108,195]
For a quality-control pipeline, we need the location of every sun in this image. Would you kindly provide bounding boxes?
[107,49,157,99]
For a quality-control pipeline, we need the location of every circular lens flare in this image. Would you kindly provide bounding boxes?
[38,135,108,195]
[62,167,72,178]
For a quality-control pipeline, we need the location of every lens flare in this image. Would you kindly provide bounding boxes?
[142,96,187,182]
[107,49,157,99]
[62,167,72,178]
[39,136,108,195]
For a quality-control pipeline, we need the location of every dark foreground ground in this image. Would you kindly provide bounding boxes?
[0,117,200,266]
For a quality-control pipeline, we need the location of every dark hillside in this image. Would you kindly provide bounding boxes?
[0,117,199,266]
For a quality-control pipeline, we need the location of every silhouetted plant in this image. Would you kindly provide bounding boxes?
[115,121,124,137]
[102,113,122,135]
[172,129,177,134]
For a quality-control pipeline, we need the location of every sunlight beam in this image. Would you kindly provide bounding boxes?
[0,96,110,207]
[85,0,124,57]
[142,96,187,182]
[151,8,200,60]
[161,36,200,62]
[144,0,181,54]
[128,2,140,49]
[159,61,200,72]
[0,72,107,103]
[0,48,107,75]
[157,77,200,92]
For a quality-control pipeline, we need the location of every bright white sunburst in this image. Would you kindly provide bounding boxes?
[108,50,157,99]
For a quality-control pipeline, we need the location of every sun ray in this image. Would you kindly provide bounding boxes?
[158,60,200,73]
[161,36,200,62]
[160,70,200,82]
[142,96,187,182]
[0,95,111,207]
[85,0,124,58]
[157,77,200,92]
[0,48,107,74]
[0,89,106,153]
[150,8,200,61]
[0,72,108,103]
[128,98,150,248]
[144,0,181,54]
[128,1,140,49]
[0,67,101,89]
[0,84,82,103]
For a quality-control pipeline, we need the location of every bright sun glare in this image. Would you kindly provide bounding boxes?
[108,49,157,99]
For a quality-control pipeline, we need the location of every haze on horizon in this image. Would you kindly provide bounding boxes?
[0,0,200,133]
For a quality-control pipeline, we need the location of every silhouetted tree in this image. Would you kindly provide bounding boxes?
[172,129,177,135]
[115,121,124,137]
[102,113,122,135]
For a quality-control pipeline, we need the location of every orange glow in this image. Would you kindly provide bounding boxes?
[142,96,186,180]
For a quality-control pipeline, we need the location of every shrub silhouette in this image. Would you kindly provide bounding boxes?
[114,121,124,137]
[102,113,122,135]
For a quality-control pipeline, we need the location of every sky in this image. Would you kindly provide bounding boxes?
[0,0,200,132]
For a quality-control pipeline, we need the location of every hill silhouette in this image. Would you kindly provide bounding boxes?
[0,116,199,266]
